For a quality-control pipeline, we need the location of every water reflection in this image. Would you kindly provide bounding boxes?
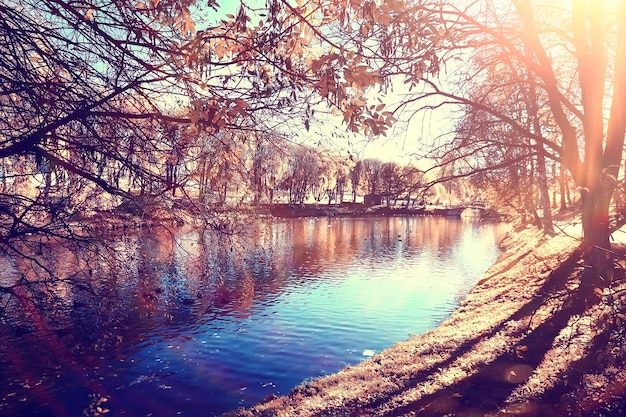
[0,216,507,416]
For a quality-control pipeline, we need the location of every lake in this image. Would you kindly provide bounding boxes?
[0,216,508,416]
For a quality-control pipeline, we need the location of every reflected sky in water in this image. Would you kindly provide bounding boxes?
[0,216,507,416]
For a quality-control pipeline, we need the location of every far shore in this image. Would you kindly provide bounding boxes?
[81,199,503,230]
[256,202,502,220]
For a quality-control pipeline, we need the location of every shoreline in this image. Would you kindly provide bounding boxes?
[226,224,626,417]
[76,201,504,234]
[263,202,501,220]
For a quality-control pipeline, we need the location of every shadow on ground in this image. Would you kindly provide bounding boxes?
[376,248,626,417]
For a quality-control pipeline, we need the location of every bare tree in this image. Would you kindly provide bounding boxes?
[349,159,363,203]
[384,0,626,291]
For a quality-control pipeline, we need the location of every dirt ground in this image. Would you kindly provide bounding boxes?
[226,223,626,417]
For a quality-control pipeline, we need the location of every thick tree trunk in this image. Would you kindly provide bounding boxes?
[580,183,614,295]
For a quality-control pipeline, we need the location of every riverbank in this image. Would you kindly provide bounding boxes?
[265,203,501,219]
[83,200,502,233]
[226,222,626,416]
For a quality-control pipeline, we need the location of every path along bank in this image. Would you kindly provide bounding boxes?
[227,223,626,417]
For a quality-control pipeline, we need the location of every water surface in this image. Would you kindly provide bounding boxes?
[0,216,507,416]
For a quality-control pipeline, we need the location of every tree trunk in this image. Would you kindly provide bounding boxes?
[527,70,553,233]
[536,151,554,233]
[44,171,52,201]
[580,182,614,294]
[524,191,542,229]
[559,163,568,211]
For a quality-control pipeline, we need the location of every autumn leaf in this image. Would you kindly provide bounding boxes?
[379,13,392,25]
[235,99,249,109]
[189,110,201,126]
[84,9,95,21]
[181,11,196,35]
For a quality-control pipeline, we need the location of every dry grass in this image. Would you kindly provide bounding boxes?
[226,225,626,417]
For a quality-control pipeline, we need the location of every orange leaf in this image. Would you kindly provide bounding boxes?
[235,99,249,109]
[84,9,95,21]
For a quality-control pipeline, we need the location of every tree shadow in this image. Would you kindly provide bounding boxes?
[364,247,626,417]
[339,246,596,417]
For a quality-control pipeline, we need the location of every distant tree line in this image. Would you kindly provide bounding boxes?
[133,125,426,207]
